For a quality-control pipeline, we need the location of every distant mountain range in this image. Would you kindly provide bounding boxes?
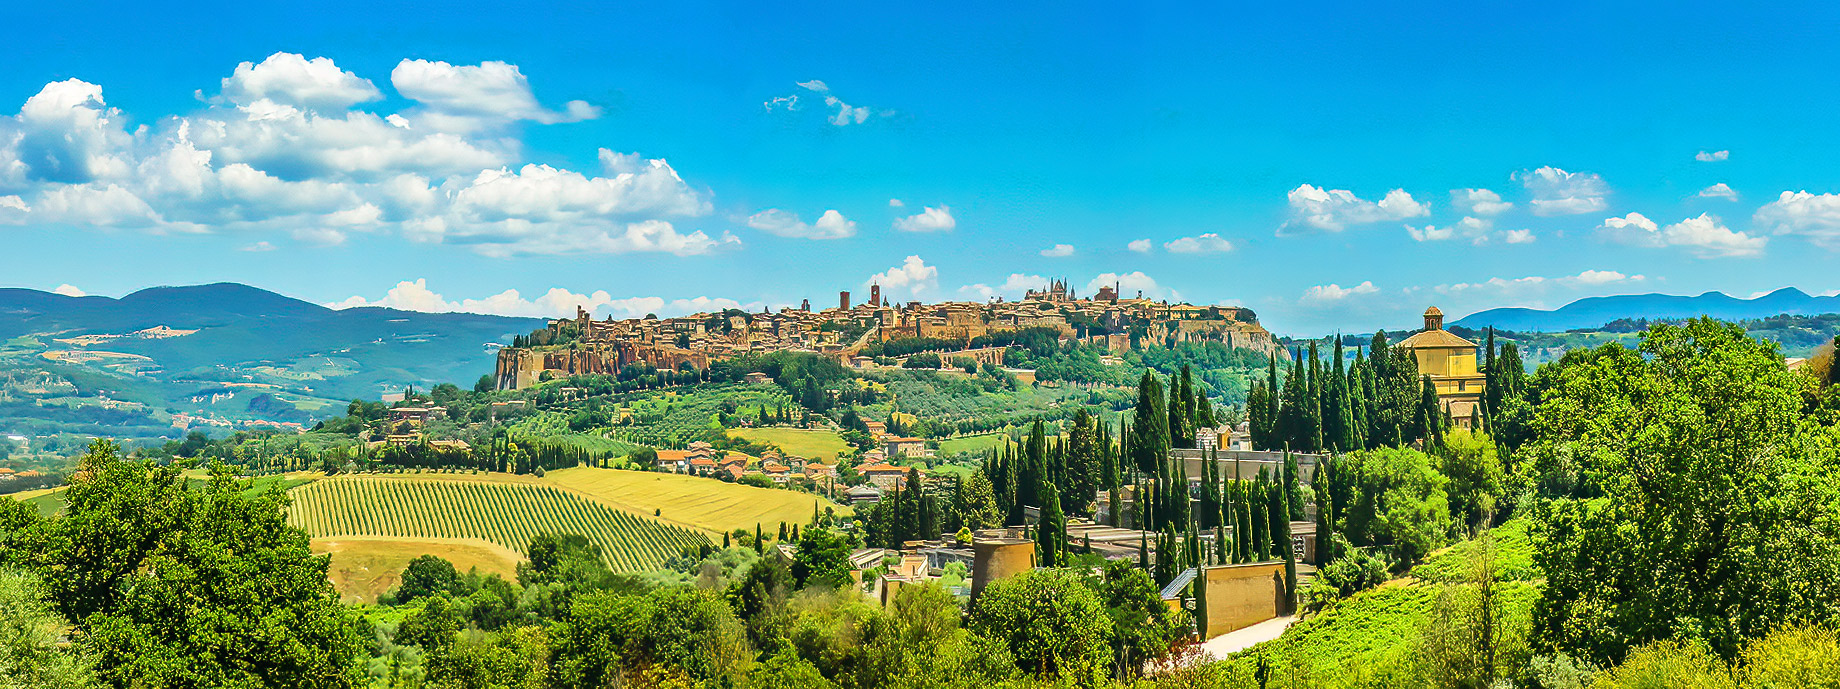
[1451,288,1840,333]
[0,283,543,439]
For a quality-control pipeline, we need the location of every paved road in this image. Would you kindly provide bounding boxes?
[1200,615,1297,659]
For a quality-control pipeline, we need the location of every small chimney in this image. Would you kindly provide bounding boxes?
[1423,306,1445,331]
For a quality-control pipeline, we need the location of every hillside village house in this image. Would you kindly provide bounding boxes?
[883,437,930,458]
[1397,306,1486,428]
[744,372,773,384]
[388,406,445,428]
[863,420,887,438]
[655,450,691,473]
[859,463,918,490]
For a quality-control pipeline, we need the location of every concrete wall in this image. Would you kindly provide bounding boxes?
[1195,562,1289,638]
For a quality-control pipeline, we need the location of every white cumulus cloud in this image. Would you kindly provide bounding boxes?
[1300,281,1380,304]
[1503,229,1536,244]
[1516,166,1609,216]
[1039,244,1074,257]
[893,205,954,233]
[1086,272,1175,301]
[1127,238,1152,253]
[1599,211,1765,258]
[866,255,938,298]
[1282,184,1428,233]
[1753,190,1840,249]
[390,58,599,133]
[220,53,382,111]
[746,208,857,240]
[959,273,1050,300]
[328,278,741,319]
[1164,233,1233,254]
[1696,150,1730,162]
[1452,188,1512,216]
[52,284,86,297]
[1697,183,1738,200]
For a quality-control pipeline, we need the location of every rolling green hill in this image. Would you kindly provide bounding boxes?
[0,283,541,443]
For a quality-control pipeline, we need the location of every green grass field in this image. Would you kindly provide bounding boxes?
[727,427,852,461]
[286,475,710,572]
[542,466,848,535]
[936,432,1010,457]
[1222,519,1542,680]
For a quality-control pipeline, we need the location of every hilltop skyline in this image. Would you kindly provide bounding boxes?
[5,2,1840,334]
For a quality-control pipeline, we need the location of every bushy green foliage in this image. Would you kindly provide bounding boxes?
[0,441,365,687]
[1339,446,1452,567]
[969,569,1114,687]
[1525,319,1840,665]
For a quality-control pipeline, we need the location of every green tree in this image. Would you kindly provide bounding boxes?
[399,554,461,602]
[0,569,91,689]
[792,527,854,590]
[22,442,365,687]
[952,473,1003,531]
[1036,484,1067,567]
[1342,446,1452,566]
[1093,560,1187,680]
[1438,429,1506,533]
[969,569,1113,687]
[1528,319,1840,665]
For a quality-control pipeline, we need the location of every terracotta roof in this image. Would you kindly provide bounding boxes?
[690,457,716,466]
[656,450,690,462]
[884,437,926,444]
[1397,328,1478,350]
[1424,306,1443,316]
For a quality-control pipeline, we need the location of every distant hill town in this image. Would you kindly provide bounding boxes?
[493,279,1279,389]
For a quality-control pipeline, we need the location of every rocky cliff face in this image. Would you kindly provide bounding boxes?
[494,342,713,390]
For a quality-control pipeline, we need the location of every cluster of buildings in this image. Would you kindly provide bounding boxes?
[493,279,1276,390]
[653,441,840,486]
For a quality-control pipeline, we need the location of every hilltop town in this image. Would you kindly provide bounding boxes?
[493,279,1277,389]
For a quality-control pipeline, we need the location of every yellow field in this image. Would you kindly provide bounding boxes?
[313,537,521,604]
[542,466,848,535]
[727,427,853,461]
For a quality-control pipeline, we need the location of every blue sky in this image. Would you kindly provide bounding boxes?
[4,1,1840,335]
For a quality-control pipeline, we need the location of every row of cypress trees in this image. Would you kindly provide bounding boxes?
[1246,329,1529,453]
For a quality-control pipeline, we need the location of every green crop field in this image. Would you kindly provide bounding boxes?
[286,476,711,572]
[728,427,851,461]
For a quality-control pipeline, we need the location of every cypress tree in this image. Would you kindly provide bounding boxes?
[1037,483,1067,567]
[1304,341,1324,453]
[1419,375,1444,447]
[1284,451,1304,517]
[1313,458,1334,566]
[1138,524,1149,570]
[1249,477,1268,561]
[1131,372,1171,476]
[1275,485,1296,611]
[1231,480,1246,561]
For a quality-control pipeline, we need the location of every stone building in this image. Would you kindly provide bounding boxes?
[1396,306,1485,428]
